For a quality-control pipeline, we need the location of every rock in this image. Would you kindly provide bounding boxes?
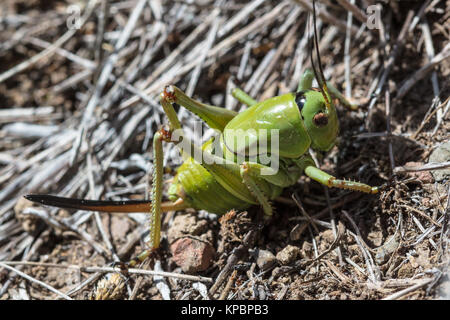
[256,249,276,271]
[375,235,399,264]
[404,161,434,184]
[421,197,433,207]
[276,245,301,265]
[428,141,450,181]
[167,213,209,243]
[301,241,313,259]
[271,267,282,278]
[321,229,336,243]
[170,237,215,273]
[167,212,215,273]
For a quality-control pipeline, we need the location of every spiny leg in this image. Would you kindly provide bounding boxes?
[149,130,165,249]
[126,82,247,266]
[128,129,174,267]
[304,165,378,194]
[238,161,306,216]
[127,200,189,267]
[231,88,257,107]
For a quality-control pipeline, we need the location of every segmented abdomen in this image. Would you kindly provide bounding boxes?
[169,157,251,215]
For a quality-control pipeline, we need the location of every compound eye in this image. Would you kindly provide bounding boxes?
[313,112,328,127]
[295,91,307,111]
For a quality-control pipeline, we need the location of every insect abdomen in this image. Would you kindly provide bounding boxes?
[169,158,251,215]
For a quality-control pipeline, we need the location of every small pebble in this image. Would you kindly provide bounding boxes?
[271,267,282,278]
[428,141,450,181]
[276,245,301,265]
[170,237,215,273]
[404,161,434,184]
[256,249,276,271]
[167,213,208,243]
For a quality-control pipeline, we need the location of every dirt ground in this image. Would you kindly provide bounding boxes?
[0,0,449,300]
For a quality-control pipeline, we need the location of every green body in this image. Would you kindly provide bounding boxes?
[168,90,338,215]
[142,66,377,260]
[224,93,310,158]
[168,141,253,214]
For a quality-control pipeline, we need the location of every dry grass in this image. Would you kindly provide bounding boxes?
[0,0,449,300]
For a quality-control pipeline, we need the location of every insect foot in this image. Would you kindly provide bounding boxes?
[162,85,176,103]
[127,248,158,268]
[158,127,173,143]
[328,177,378,194]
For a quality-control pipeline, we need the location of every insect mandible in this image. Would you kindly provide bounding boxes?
[25,0,380,267]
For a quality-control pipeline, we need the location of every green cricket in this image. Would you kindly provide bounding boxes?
[25,0,379,267]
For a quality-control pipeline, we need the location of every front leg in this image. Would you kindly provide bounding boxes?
[305,165,378,194]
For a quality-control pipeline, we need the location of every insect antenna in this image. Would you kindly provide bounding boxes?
[310,0,331,110]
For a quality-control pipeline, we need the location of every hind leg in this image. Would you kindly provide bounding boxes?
[127,129,187,267]
[161,85,237,132]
